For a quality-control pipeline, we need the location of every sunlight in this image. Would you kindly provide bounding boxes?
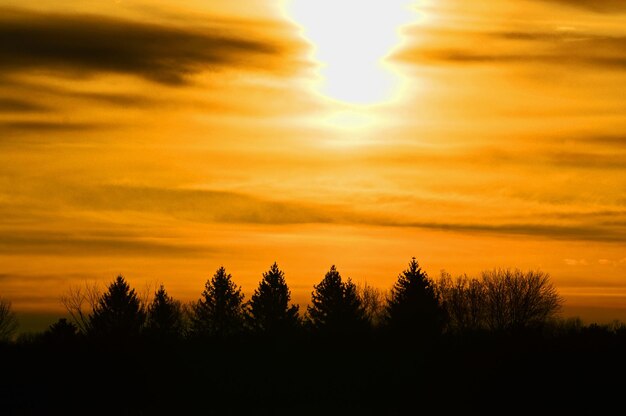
[283,0,416,106]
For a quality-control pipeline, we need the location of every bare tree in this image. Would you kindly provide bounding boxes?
[438,269,562,333]
[437,272,486,333]
[0,297,18,342]
[482,269,562,332]
[60,281,101,334]
[356,281,386,328]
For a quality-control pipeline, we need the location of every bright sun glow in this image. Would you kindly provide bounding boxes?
[284,0,416,106]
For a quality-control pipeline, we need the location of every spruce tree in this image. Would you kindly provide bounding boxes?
[190,267,245,338]
[385,258,445,337]
[145,285,184,340]
[247,262,300,334]
[307,265,368,333]
[88,275,146,340]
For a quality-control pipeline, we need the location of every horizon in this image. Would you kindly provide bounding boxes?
[1,0,625,333]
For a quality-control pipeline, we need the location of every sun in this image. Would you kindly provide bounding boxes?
[283,0,416,106]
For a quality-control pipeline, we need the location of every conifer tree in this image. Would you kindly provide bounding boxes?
[247,262,300,334]
[190,267,245,338]
[145,285,184,339]
[307,265,368,333]
[385,258,445,336]
[88,275,146,340]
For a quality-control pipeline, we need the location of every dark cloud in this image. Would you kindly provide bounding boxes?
[546,151,626,170]
[396,30,626,71]
[554,135,626,149]
[0,230,210,257]
[0,121,109,133]
[0,8,300,85]
[388,221,626,243]
[0,98,49,113]
[535,0,626,13]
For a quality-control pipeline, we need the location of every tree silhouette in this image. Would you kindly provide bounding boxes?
[44,318,79,344]
[190,267,245,338]
[145,285,185,340]
[88,275,146,340]
[385,258,445,337]
[247,262,300,334]
[307,265,368,333]
[437,272,486,333]
[481,268,562,332]
[0,297,18,342]
[357,281,386,328]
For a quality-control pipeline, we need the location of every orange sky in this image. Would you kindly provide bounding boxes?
[0,0,625,330]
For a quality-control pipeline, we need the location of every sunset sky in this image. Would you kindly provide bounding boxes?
[1,0,625,330]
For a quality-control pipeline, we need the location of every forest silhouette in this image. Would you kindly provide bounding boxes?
[1,258,625,415]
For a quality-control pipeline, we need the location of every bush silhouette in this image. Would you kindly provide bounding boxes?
[307,265,368,333]
[247,262,300,334]
[190,266,245,338]
[0,297,18,342]
[145,285,185,340]
[385,258,445,337]
[88,275,146,340]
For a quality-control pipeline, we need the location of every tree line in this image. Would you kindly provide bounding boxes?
[1,258,566,344]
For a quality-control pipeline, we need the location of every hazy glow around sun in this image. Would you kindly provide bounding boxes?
[284,0,416,106]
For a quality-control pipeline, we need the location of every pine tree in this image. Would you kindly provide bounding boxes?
[190,267,245,338]
[145,285,184,340]
[247,262,300,334]
[307,265,368,333]
[385,258,445,337]
[88,275,146,340]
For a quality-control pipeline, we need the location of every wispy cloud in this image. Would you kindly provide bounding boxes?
[0,98,49,113]
[64,185,339,225]
[0,230,210,257]
[0,121,111,134]
[395,28,626,71]
[535,0,626,13]
[47,184,626,244]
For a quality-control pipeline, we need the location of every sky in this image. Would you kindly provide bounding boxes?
[0,0,625,330]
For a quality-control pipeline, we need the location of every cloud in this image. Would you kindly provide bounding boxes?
[0,230,210,257]
[564,259,589,266]
[535,0,626,13]
[395,29,626,71]
[383,221,626,243]
[0,121,110,133]
[545,151,626,170]
[64,185,339,225]
[0,98,49,113]
[54,184,626,243]
[0,8,302,85]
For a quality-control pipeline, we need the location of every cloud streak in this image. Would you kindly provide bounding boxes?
[54,185,626,244]
[395,29,626,71]
[0,8,302,85]
[0,230,210,257]
[535,0,626,13]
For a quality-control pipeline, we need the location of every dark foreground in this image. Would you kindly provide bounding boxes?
[2,328,625,416]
